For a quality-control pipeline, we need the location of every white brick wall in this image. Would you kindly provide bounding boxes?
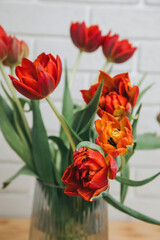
[0,0,160,222]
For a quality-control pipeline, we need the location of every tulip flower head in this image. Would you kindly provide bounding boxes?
[9,52,62,100]
[3,36,29,67]
[81,71,139,119]
[62,147,117,201]
[102,31,136,63]
[95,113,133,157]
[70,21,102,52]
[0,25,8,61]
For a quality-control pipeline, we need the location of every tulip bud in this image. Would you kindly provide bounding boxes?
[20,40,29,58]
[0,26,8,61]
[157,113,160,124]
[3,36,22,66]
[3,37,29,67]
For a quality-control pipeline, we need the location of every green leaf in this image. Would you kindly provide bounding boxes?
[60,62,74,143]
[132,104,142,141]
[120,163,129,203]
[76,141,104,156]
[137,84,154,105]
[49,136,68,184]
[116,172,160,187]
[0,96,33,168]
[3,165,38,189]
[103,192,160,225]
[31,101,54,184]
[138,73,147,87]
[72,81,103,140]
[136,133,160,150]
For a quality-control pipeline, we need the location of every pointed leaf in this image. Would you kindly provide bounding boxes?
[3,165,38,189]
[120,163,129,203]
[60,62,74,142]
[132,104,142,140]
[138,73,147,87]
[137,84,154,105]
[72,81,103,139]
[31,100,54,184]
[103,192,160,225]
[76,141,104,156]
[116,172,160,187]
[0,96,33,168]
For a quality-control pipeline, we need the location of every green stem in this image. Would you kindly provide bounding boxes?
[10,66,15,77]
[0,62,32,143]
[101,60,109,71]
[69,50,82,89]
[46,96,76,152]
[118,155,125,172]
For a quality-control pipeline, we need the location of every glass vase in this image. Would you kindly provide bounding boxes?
[29,180,108,240]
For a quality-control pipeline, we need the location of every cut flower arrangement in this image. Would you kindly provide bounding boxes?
[0,21,160,239]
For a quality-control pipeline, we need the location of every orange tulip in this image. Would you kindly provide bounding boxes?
[95,113,133,157]
[81,71,139,119]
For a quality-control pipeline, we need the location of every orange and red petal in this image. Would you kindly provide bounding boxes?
[105,155,117,179]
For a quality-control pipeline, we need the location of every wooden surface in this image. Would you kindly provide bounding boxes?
[0,218,160,240]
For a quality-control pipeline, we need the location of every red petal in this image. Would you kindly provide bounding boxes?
[105,155,117,179]
[89,168,108,189]
[9,75,43,100]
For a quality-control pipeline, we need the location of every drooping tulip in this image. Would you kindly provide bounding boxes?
[102,31,136,63]
[70,21,102,52]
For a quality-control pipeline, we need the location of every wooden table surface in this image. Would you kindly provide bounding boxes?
[0,218,160,240]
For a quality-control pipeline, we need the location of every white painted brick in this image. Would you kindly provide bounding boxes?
[0,133,22,163]
[0,193,33,217]
[138,74,160,105]
[0,2,87,36]
[130,150,160,168]
[0,163,35,193]
[146,0,160,5]
[135,168,160,198]
[139,42,160,73]
[58,0,139,3]
[91,7,160,39]
[135,105,160,134]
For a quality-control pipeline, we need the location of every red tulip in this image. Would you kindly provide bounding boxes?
[81,71,139,119]
[70,22,102,52]
[62,147,117,201]
[3,36,29,66]
[102,31,136,63]
[9,53,62,100]
[0,25,8,61]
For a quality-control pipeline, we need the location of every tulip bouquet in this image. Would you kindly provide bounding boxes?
[0,21,160,230]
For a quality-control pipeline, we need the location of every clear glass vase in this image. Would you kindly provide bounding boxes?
[29,180,108,240]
